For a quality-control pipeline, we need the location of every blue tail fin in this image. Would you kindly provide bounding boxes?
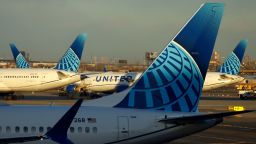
[115,3,224,112]
[55,33,87,72]
[9,43,30,68]
[219,39,248,75]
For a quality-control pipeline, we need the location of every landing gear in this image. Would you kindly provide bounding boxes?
[1,93,24,100]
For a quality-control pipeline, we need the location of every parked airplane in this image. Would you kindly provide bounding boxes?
[0,69,84,93]
[10,38,142,95]
[10,33,87,72]
[10,37,246,95]
[0,34,87,97]
[76,72,142,93]
[69,39,247,94]
[0,3,253,144]
[203,39,248,91]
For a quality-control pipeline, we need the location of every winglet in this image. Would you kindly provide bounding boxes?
[45,99,83,144]
[9,43,30,68]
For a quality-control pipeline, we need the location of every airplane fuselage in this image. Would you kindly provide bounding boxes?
[0,69,81,93]
[0,106,221,144]
[78,72,142,93]
[76,72,243,93]
[203,72,244,91]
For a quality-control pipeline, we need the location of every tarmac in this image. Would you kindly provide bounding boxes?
[173,95,256,144]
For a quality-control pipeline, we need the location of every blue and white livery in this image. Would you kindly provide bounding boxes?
[54,33,87,72]
[10,43,30,69]
[111,2,224,111]
[0,3,253,144]
[219,39,248,75]
[10,33,87,73]
[203,40,248,91]
[115,42,203,112]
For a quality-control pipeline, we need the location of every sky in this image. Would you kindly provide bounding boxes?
[0,0,255,64]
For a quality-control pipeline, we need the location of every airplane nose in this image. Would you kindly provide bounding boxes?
[80,74,88,80]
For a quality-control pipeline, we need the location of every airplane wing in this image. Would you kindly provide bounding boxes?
[158,110,254,125]
[0,99,83,144]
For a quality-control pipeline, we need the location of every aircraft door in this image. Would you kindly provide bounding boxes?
[40,74,46,83]
[118,116,129,139]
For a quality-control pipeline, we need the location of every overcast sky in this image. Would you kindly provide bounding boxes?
[0,0,255,63]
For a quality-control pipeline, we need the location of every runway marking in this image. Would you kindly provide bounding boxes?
[194,135,255,144]
[219,124,256,131]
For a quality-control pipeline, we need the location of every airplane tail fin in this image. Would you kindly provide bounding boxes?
[114,3,224,112]
[55,33,87,72]
[9,43,30,68]
[219,39,248,75]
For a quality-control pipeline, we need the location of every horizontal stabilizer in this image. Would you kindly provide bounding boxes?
[159,110,254,124]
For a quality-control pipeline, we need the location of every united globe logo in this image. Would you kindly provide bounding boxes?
[56,48,80,72]
[116,41,203,112]
[219,52,240,75]
[16,54,29,68]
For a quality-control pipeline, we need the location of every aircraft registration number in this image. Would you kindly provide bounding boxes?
[74,117,86,123]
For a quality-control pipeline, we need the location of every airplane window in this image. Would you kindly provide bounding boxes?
[85,127,90,133]
[24,127,28,133]
[93,127,97,133]
[6,126,11,133]
[70,127,75,133]
[31,126,36,133]
[78,127,82,133]
[15,126,20,133]
[47,127,51,131]
[39,127,44,133]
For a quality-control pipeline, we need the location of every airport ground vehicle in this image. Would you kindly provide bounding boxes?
[237,84,256,100]
[239,90,256,100]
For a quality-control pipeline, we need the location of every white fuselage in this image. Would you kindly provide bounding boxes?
[203,72,244,91]
[75,72,243,93]
[0,106,221,144]
[78,72,142,93]
[0,69,81,93]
